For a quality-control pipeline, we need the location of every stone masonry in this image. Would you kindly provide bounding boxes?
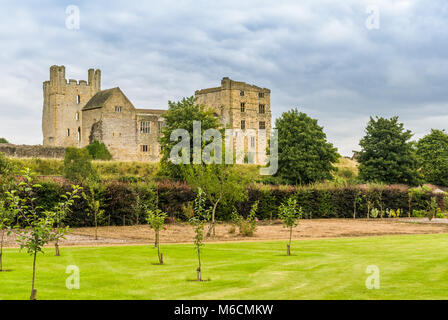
[42,66,272,162]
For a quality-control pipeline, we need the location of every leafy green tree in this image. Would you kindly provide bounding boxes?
[189,188,211,281]
[0,200,15,271]
[159,96,220,180]
[0,138,9,144]
[358,116,420,185]
[7,168,79,299]
[416,129,448,186]
[146,209,167,264]
[51,185,82,256]
[182,163,248,237]
[274,109,339,185]
[278,197,302,256]
[63,147,99,184]
[85,140,113,160]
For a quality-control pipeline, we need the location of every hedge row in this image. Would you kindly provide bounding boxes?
[29,179,447,227]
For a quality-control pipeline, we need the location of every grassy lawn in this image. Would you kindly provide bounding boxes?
[1,234,448,300]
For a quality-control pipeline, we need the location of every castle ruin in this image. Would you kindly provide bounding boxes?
[42,66,271,162]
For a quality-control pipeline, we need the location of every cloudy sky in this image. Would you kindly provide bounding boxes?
[0,0,447,156]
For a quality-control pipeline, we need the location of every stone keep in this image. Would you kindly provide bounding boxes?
[42,66,271,163]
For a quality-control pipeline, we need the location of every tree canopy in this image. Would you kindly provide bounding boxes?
[159,96,220,180]
[85,140,112,160]
[357,116,420,185]
[63,147,99,183]
[416,129,448,186]
[274,109,339,185]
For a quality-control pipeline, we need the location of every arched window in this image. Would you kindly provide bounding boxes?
[75,112,79,121]
[77,95,81,104]
[77,127,81,143]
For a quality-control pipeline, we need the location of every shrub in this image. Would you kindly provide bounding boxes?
[0,138,9,144]
[412,209,426,218]
[63,148,98,183]
[231,201,259,237]
[370,208,380,218]
[85,141,112,160]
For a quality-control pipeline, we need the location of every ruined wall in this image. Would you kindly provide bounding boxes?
[0,144,66,159]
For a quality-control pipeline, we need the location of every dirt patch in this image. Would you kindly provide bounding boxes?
[3,218,448,248]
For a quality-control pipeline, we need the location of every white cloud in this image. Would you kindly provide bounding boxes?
[0,0,447,156]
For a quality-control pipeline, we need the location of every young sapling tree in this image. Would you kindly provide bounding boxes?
[146,209,167,264]
[52,185,82,256]
[82,182,104,240]
[278,197,303,256]
[0,200,16,271]
[189,188,210,281]
[7,168,79,300]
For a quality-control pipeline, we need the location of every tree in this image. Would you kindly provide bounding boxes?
[146,209,167,264]
[159,96,220,180]
[274,109,339,185]
[189,188,211,281]
[85,140,113,160]
[7,168,79,299]
[182,163,248,237]
[416,129,448,186]
[82,182,105,240]
[51,185,82,256]
[358,116,420,185]
[63,147,99,184]
[0,138,9,144]
[278,197,302,256]
[0,200,15,271]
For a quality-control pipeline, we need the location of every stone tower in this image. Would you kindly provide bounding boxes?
[42,65,101,147]
[195,77,271,164]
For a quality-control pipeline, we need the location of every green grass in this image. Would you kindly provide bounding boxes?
[1,234,448,300]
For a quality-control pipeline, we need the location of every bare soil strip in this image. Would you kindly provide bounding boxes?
[3,218,448,248]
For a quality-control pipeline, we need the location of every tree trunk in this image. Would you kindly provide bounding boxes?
[30,250,37,300]
[353,200,356,219]
[206,199,220,237]
[94,213,98,240]
[154,231,159,248]
[287,227,292,256]
[156,232,163,264]
[196,246,202,281]
[0,229,4,271]
[55,241,60,256]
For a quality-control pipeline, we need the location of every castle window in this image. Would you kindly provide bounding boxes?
[259,92,264,98]
[75,112,79,121]
[140,121,150,134]
[67,129,70,137]
[141,145,149,152]
[259,104,265,114]
[115,106,122,112]
[240,90,245,96]
[251,136,256,148]
[259,121,266,130]
[240,102,245,113]
[77,95,80,104]
[241,120,246,130]
[158,121,164,134]
[77,127,81,143]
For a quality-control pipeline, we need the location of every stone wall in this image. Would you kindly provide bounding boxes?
[0,144,66,159]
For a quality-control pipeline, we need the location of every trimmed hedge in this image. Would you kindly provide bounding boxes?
[28,179,447,227]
